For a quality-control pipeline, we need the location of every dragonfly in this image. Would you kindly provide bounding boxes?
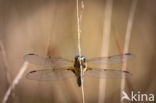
[24,53,135,87]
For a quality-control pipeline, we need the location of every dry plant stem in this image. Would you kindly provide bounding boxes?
[76,0,81,56]
[98,0,113,103]
[120,0,138,103]
[2,62,28,103]
[113,32,123,54]
[46,0,57,56]
[0,42,11,85]
[0,42,18,103]
[76,0,85,103]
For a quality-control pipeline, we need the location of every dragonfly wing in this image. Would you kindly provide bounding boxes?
[26,68,75,81]
[24,53,73,67]
[85,68,132,79]
[87,53,135,65]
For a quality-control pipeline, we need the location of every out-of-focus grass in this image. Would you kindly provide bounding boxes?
[0,0,156,103]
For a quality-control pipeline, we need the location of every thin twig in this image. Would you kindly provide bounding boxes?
[76,0,85,103]
[0,42,11,84]
[0,41,19,103]
[76,0,81,56]
[2,62,28,103]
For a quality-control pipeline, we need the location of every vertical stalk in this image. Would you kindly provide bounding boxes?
[120,0,138,103]
[98,0,113,103]
[76,0,85,103]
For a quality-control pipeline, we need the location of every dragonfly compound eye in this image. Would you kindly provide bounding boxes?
[81,56,86,62]
[75,55,80,60]
[83,57,86,62]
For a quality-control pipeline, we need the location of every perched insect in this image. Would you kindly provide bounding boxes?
[24,53,135,87]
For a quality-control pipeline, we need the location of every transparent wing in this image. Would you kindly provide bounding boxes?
[26,68,75,81]
[24,53,73,67]
[87,53,135,65]
[85,68,132,78]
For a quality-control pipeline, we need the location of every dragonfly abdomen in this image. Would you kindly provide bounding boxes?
[77,76,82,87]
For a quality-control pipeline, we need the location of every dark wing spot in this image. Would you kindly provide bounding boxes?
[29,70,37,73]
[123,70,131,74]
[123,70,128,73]
[108,56,111,59]
[48,56,51,59]
[28,53,35,55]
[125,53,131,55]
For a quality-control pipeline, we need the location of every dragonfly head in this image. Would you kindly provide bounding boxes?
[74,55,87,68]
[75,55,86,63]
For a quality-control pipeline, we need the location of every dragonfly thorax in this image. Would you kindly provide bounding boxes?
[74,55,87,70]
[74,55,87,86]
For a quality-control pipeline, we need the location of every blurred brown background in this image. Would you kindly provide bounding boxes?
[0,0,156,103]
